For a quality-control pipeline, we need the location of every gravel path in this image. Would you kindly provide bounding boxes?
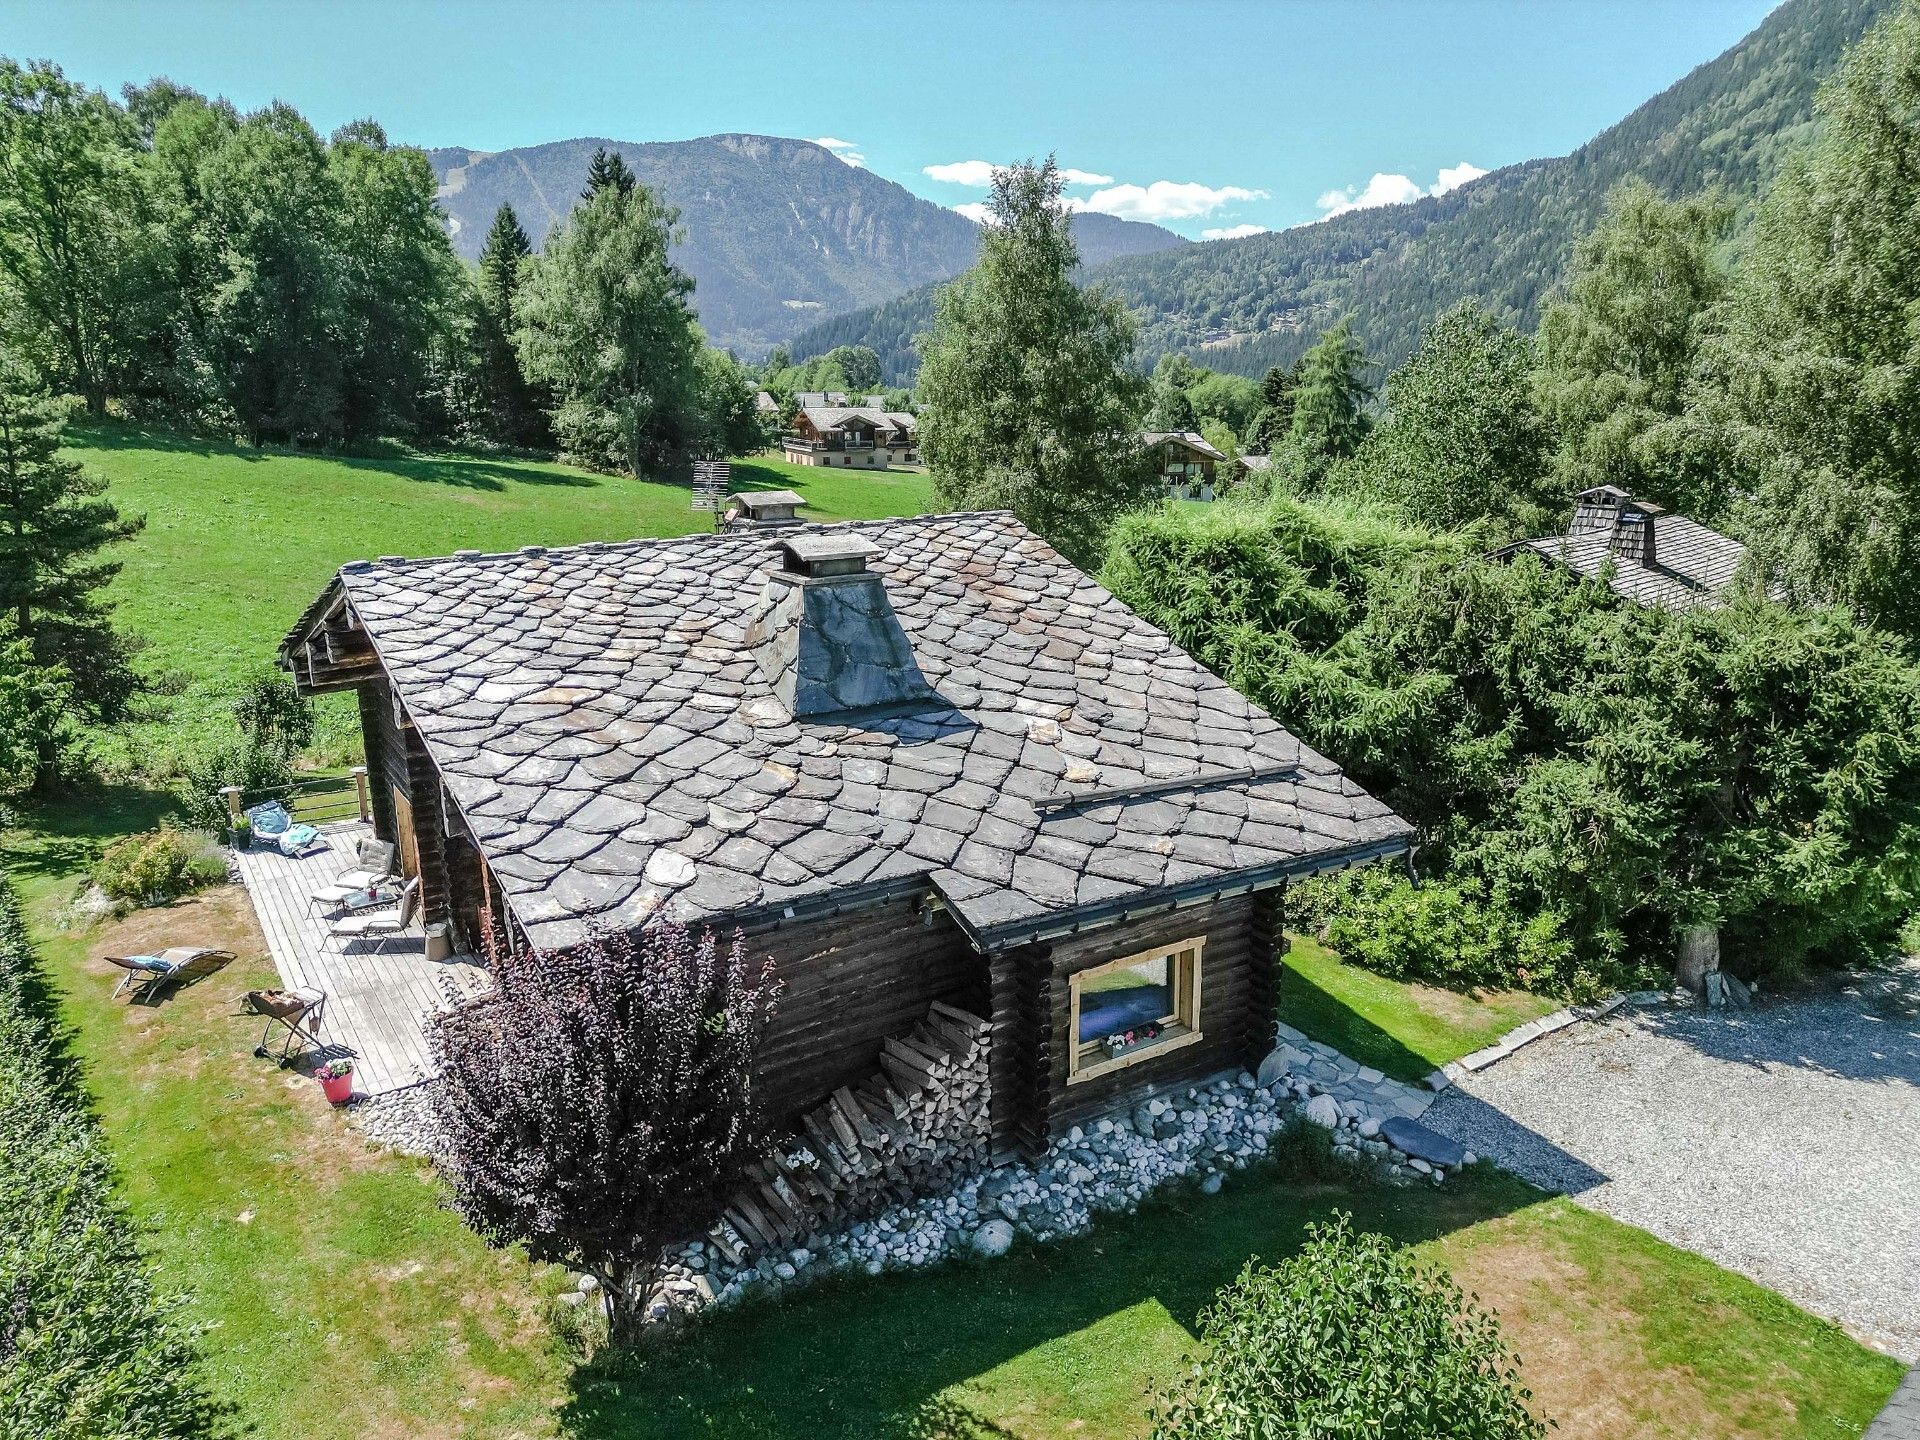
[1425,962,1920,1360]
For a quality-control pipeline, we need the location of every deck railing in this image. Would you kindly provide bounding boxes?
[221,766,370,827]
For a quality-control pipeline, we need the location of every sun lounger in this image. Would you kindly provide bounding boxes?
[308,875,403,914]
[105,947,236,1001]
[328,876,420,953]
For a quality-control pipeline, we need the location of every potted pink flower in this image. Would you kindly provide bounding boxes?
[317,1057,355,1104]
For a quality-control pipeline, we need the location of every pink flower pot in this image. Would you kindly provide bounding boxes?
[319,1071,354,1104]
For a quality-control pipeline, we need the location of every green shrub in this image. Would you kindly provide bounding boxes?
[1292,865,1584,995]
[92,824,226,904]
[1149,1214,1545,1440]
[166,737,294,832]
[232,669,314,754]
[0,877,224,1436]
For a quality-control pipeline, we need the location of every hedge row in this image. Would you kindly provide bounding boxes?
[0,876,222,1439]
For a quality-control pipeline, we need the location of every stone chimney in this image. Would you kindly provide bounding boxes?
[742,533,936,719]
[721,489,806,533]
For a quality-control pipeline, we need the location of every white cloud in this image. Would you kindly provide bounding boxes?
[925,160,1115,188]
[812,136,866,168]
[924,159,997,186]
[953,201,995,224]
[1072,180,1268,223]
[1314,160,1487,219]
[1202,223,1268,240]
[1435,161,1489,194]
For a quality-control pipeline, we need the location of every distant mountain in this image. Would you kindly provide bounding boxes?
[428,135,1183,356]
[793,0,1890,383]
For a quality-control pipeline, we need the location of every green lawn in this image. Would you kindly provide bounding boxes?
[1279,933,1561,1084]
[67,426,938,757]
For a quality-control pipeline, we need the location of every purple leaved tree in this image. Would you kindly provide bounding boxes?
[428,922,778,1344]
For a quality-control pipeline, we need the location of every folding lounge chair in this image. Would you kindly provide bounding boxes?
[245,800,325,858]
[106,946,236,1001]
[328,876,420,953]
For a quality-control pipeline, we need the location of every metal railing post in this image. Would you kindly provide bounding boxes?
[220,785,244,823]
[351,766,370,823]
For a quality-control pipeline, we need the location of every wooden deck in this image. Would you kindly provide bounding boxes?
[231,821,489,1099]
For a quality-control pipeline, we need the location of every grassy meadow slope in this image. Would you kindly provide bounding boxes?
[70,427,936,759]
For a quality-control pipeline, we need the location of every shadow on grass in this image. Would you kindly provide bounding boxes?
[3,780,180,891]
[70,420,601,491]
[1277,951,1436,1084]
[557,1159,1546,1440]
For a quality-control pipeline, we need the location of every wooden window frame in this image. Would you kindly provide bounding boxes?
[1065,936,1205,1085]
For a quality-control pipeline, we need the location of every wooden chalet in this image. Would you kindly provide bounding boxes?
[1145,431,1228,501]
[782,406,919,469]
[280,509,1409,1164]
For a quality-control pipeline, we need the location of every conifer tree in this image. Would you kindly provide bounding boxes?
[1534,180,1732,517]
[582,146,637,200]
[916,158,1152,568]
[478,202,532,310]
[0,365,142,729]
[1287,318,1374,481]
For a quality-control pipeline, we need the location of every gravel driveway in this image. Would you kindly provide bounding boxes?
[1425,962,1920,1360]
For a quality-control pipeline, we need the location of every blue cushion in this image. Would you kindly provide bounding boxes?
[247,802,292,836]
[123,954,172,974]
[1078,983,1172,1043]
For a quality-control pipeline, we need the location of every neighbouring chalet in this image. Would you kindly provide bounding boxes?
[782,405,920,469]
[1145,430,1228,501]
[280,508,1409,1162]
[1509,486,1751,610]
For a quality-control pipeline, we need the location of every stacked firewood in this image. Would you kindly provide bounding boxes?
[709,1000,991,1264]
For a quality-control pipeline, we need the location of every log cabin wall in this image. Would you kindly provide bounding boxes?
[1016,894,1282,1150]
[752,898,989,1129]
[354,675,453,927]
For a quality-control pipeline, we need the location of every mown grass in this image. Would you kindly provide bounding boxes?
[67,426,939,758]
[1279,933,1560,1083]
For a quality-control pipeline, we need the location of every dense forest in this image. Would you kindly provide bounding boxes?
[792,0,1893,383]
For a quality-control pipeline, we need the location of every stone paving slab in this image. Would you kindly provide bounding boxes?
[1867,1367,1920,1439]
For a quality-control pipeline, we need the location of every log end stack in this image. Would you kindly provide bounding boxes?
[711,1000,990,1264]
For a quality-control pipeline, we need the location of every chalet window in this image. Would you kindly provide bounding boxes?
[1067,937,1203,1083]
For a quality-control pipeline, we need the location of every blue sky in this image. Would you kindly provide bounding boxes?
[5,0,1780,238]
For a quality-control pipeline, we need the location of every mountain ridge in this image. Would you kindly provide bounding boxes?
[791,0,1891,382]
[427,133,1184,356]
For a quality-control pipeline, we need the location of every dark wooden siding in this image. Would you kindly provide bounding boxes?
[752,898,989,1128]
[1022,895,1280,1146]
[354,676,452,926]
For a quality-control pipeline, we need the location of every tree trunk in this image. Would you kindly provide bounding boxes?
[599,1255,657,1349]
[1675,923,1720,995]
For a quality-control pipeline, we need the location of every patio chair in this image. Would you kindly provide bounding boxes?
[333,837,397,891]
[307,838,400,911]
[245,800,325,858]
[105,946,236,1001]
[328,876,420,953]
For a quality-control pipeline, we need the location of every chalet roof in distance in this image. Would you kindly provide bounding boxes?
[288,513,1410,950]
[1517,487,1750,610]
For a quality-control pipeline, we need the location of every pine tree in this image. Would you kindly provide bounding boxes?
[1287,318,1375,481]
[0,365,143,730]
[916,159,1152,569]
[582,146,637,200]
[478,202,533,311]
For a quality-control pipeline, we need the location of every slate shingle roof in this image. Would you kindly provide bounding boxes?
[1522,512,1749,611]
[295,514,1410,950]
